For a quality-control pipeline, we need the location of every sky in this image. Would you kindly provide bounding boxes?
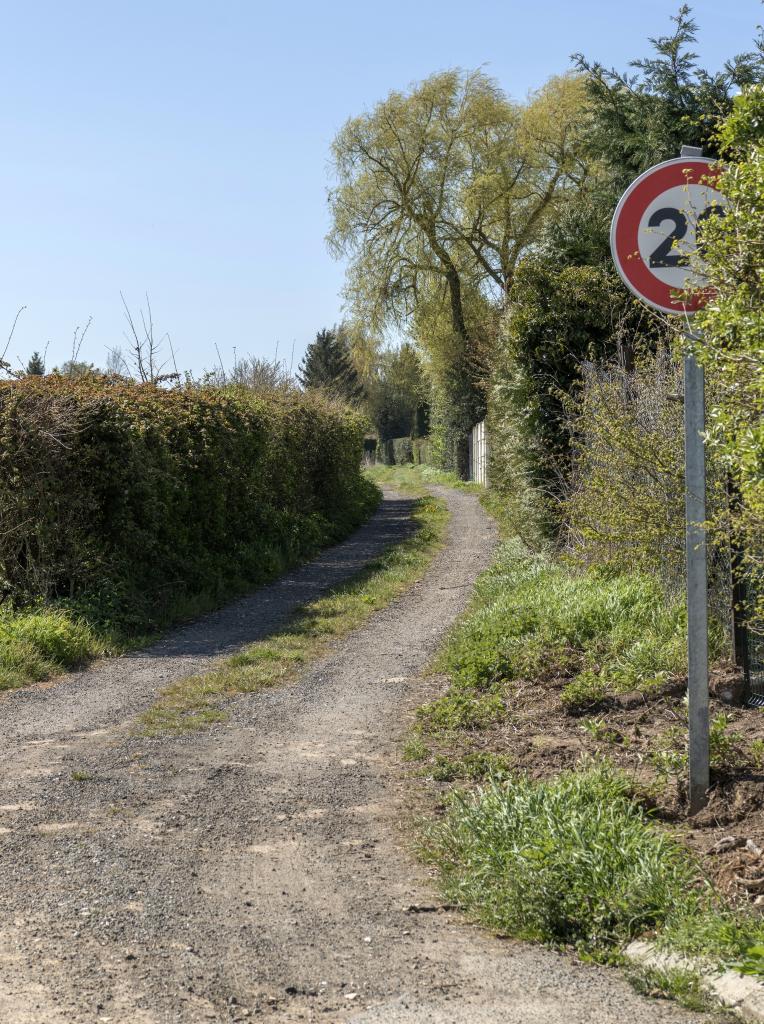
[0,0,761,377]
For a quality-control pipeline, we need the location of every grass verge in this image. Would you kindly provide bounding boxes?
[138,489,449,735]
[0,606,113,692]
[402,481,764,1007]
[415,536,725,733]
[423,760,764,967]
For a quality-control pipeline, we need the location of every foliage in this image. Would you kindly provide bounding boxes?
[574,5,762,193]
[417,537,725,731]
[329,69,588,476]
[486,8,763,541]
[0,606,107,691]
[423,760,701,953]
[694,85,764,632]
[364,342,428,442]
[492,262,627,532]
[25,352,45,376]
[55,360,98,377]
[0,375,376,631]
[425,758,764,964]
[205,354,296,394]
[297,327,364,404]
[564,349,688,584]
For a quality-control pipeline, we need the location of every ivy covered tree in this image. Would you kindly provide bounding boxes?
[297,327,364,405]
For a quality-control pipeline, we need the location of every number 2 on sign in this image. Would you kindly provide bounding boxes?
[647,204,725,269]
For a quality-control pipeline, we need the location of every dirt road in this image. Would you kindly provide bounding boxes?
[0,487,709,1023]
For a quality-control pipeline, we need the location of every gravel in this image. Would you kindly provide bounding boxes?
[0,487,710,1022]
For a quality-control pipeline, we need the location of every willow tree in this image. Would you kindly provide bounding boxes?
[327,69,587,475]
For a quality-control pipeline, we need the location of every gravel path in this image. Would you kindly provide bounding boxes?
[0,487,710,1023]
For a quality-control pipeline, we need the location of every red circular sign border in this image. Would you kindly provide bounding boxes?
[610,157,722,315]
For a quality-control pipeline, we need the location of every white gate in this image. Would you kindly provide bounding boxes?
[468,420,488,486]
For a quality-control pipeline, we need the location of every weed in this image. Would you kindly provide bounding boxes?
[428,537,719,727]
[751,739,764,768]
[650,712,750,788]
[70,769,94,782]
[431,752,512,782]
[403,735,430,762]
[0,609,109,692]
[732,944,764,977]
[625,964,716,1013]
[417,684,507,733]
[709,712,748,774]
[424,760,701,954]
[580,718,623,744]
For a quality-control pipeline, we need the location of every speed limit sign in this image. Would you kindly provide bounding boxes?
[611,147,729,815]
[610,156,726,314]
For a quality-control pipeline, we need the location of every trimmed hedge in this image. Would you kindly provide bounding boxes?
[0,376,377,626]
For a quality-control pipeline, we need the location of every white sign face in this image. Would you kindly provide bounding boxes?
[611,157,727,315]
[636,183,726,292]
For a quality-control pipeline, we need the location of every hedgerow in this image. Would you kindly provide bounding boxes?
[0,375,376,629]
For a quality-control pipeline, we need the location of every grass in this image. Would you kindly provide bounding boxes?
[625,964,721,1014]
[0,607,111,691]
[415,536,725,734]
[366,462,479,493]
[139,490,449,735]
[397,474,762,1005]
[423,759,764,967]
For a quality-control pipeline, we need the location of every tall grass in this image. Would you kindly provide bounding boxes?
[0,608,107,690]
[424,760,764,963]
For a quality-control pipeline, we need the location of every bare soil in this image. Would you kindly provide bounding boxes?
[0,487,712,1023]
[417,660,764,907]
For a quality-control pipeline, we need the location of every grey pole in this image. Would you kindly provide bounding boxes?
[684,344,710,814]
[678,145,710,815]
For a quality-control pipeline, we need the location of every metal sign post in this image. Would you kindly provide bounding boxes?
[610,144,727,814]
[683,344,710,813]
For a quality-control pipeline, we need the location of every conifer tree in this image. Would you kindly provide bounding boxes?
[297,328,364,404]
[25,351,45,375]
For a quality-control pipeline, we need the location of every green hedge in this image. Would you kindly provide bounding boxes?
[0,376,377,626]
[380,436,431,466]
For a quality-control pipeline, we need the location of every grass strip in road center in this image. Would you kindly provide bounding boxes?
[138,491,449,736]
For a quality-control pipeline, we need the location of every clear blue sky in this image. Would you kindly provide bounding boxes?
[1,0,761,376]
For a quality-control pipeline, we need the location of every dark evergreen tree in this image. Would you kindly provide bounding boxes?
[297,328,364,404]
[574,6,763,194]
[25,351,45,375]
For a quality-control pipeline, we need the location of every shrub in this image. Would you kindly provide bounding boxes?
[694,87,764,633]
[563,350,731,615]
[0,376,376,627]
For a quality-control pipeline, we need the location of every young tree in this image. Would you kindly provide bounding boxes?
[25,351,45,375]
[298,328,364,404]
